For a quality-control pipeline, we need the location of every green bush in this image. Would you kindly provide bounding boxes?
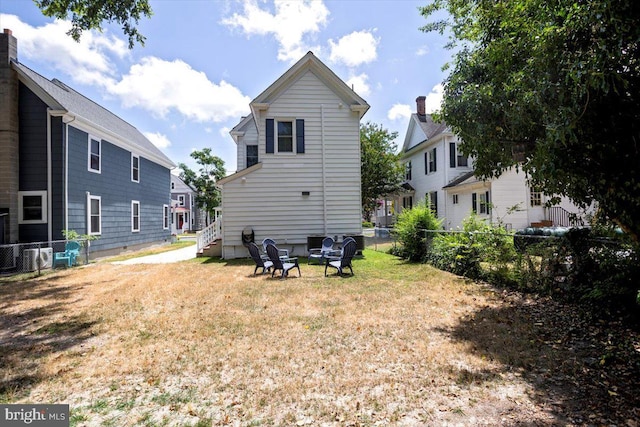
[393,200,442,262]
[427,214,516,283]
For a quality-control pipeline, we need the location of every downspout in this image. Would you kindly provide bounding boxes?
[46,110,52,242]
[321,104,327,235]
[63,115,76,238]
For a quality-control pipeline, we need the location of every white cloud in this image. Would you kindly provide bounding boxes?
[219,126,231,138]
[424,84,444,113]
[1,14,126,87]
[109,57,251,122]
[416,45,429,56]
[221,0,329,63]
[387,104,412,121]
[143,131,172,149]
[3,14,250,124]
[345,73,370,97]
[328,30,379,68]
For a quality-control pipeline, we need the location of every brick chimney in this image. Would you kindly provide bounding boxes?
[416,96,426,121]
[0,28,20,243]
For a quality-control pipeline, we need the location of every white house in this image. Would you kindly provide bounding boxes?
[391,96,593,231]
[214,52,369,259]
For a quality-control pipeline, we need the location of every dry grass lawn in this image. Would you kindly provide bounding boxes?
[1,249,638,426]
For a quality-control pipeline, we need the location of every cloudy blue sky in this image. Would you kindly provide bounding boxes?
[0,0,452,174]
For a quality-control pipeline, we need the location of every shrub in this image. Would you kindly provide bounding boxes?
[427,214,516,283]
[393,200,442,262]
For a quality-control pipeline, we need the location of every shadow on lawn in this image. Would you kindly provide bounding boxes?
[0,275,99,401]
[441,290,640,425]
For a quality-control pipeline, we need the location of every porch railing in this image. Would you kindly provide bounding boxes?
[196,219,221,253]
[546,206,586,227]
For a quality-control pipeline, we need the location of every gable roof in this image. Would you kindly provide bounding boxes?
[229,114,255,144]
[12,60,175,169]
[401,113,450,155]
[249,51,369,119]
[171,174,196,193]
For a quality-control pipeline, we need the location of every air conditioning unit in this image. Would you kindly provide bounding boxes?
[23,248,53,271]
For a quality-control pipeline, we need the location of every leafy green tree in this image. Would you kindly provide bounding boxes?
[34,0,152,48]
[360,122,404,221]
[421,0,640,242]
[178,148,226,223]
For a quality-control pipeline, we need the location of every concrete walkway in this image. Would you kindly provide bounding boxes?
[111,242,198,265]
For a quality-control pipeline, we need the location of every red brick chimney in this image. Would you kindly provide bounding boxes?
[416,96,426,121]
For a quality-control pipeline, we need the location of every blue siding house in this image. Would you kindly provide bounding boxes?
[0,29,175,257]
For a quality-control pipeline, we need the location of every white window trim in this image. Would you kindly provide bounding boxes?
[452,194,459,205]
[18,190,47,224]
[88,135,101,174]
[131,154,140,183]
[275,118,296,154]
[132,200,141,232]
[178,195,185,207]
[87,194,102,236]
[163,204,169,230]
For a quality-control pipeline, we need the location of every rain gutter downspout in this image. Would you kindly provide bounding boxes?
[321,104,327,235]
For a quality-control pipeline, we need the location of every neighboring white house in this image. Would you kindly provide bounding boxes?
[215,52,369,259]
[387,96,593,231]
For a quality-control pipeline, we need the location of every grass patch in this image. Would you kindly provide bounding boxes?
[1,249,637,425]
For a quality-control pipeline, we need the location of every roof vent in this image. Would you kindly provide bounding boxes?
[52,78,70,92]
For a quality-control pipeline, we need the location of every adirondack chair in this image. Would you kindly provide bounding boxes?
[325,238,356,276]
[53,241,81,268]
[248,242,273,276]
[308,236,340,265]
[266,243,300,279]
[262,238,289,259]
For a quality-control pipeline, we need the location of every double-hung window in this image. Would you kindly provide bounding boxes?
[473,191,491,214]
[132,201,140,232]
[277,121,293,153]
[178,195,185,207]
[449,142,468,167]
[18,191,47,224]
[163,205,169,230]
[428,148,437,173]
[132,154,140,183]
[88,194,101,235]
[88,136,101,173]
[266,118,305,154]
[405,161,412,180]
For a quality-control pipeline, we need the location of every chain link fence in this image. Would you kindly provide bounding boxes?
[0,240,90,277]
